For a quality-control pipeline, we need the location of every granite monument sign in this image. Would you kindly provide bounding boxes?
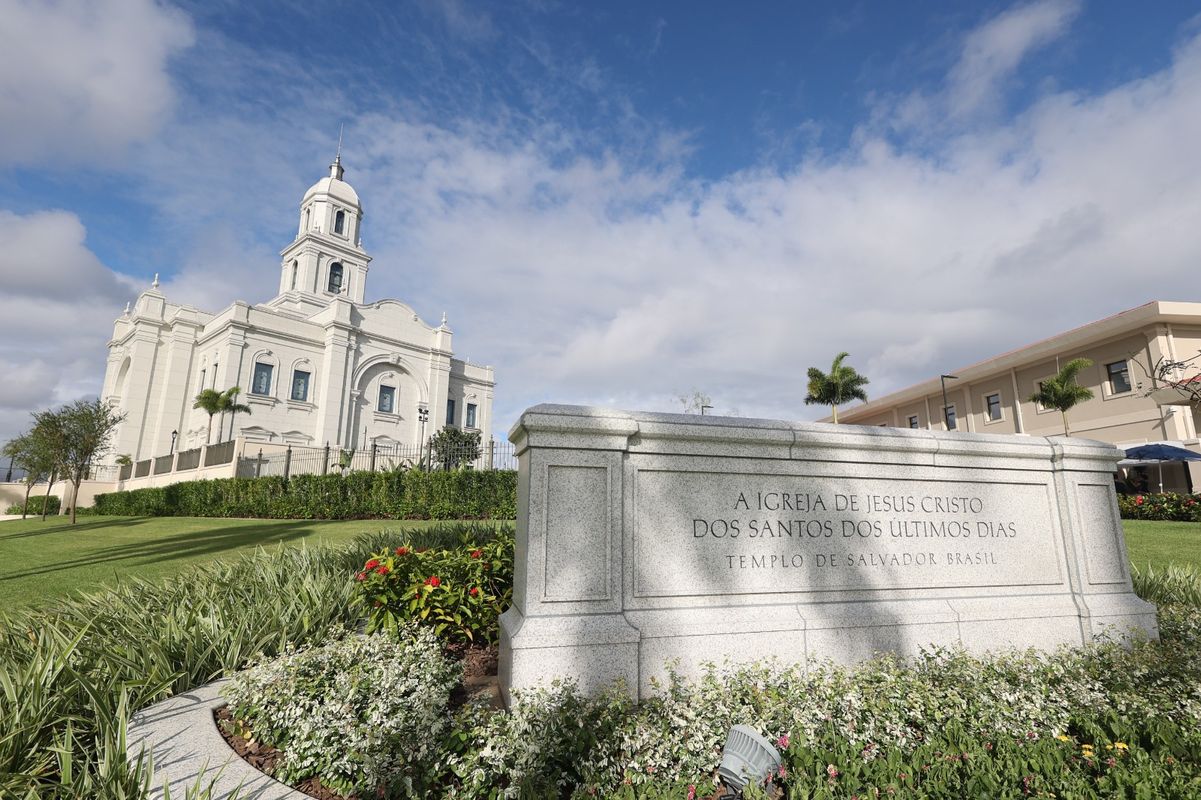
[499,405,1158,702]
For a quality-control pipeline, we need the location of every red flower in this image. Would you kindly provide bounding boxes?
[355,572,367,581]
[365,558,380,570]
[375,565,390,575]
[425,575,441,587]
[1135,495,1145,505]
[470,549,483,559]
[395,546,409,556]
[469,586,480,596]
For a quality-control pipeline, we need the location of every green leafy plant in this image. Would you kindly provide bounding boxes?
[222,629,461,797]
[1029,357,1095,436]
[804,352,870,423]
[1118,491,1201,521]
[91,468,517,520]
[355,530,514,643]
[429,425,482,469]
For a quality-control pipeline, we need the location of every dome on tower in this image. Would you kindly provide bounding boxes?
[302,155,361,208]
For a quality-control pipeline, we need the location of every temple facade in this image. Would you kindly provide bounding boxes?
[100,155,494,461]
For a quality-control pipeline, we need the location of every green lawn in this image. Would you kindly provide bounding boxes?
[0,515,1195,611]
[0,515,443,608]
[1123,518,1201,572]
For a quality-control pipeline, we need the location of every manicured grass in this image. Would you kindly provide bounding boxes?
[0,515,1192,610]
[0,515,454,608]
[1123,518,1201,571]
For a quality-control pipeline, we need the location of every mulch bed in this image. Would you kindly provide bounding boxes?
[213,642,501,800]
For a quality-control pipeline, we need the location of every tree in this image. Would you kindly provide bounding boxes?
[218,386,252,441]
[429,426,481,470]
[2,433,56,519]
[804,352,870,423]
[1028,358,1094,437]
[678,390,713,415]
[46,399,125,524]
[27,410,66,520]
[193,388,222,444]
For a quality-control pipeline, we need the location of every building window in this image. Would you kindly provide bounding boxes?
[211,363,218,387]
[291,370,310,402]
[1107,360,1132,394]
[908,415,920,429]
[334,209,346,235]
[303,207,310,230]
[251,362,274,396]
[378,385,396,414]
[446,398,457,427]
[290,261,298,290]
[944,405,957,430]
[466,403,477,428]
[986,393,1002,421]
[198,369,206,390]
[327,262,343,293]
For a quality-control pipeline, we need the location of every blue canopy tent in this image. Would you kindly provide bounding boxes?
[1120,443,1201,493]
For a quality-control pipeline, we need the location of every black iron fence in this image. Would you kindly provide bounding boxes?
[204,440,236,467]
[237,439,517,480]
[176,447,202,471]
[153,455,174,475]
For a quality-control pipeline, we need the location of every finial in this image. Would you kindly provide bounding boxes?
[330,124,345,180]
[152,273,160,289]
[123,301,131,316]
[441,311,448,327]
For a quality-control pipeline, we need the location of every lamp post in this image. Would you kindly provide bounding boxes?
[417,406,429,471]
[700,404,713,415]
[170,430,178,455]
[940,374,959,430]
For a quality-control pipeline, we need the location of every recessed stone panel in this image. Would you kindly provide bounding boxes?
[543,465,610,601]
[633,469,1061,598]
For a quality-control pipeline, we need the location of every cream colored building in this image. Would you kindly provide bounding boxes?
[101,155,495,463]
[833,301,1201,491]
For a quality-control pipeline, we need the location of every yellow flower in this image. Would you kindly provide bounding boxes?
[1113,742,1129,751]
[1056,735,1072,742]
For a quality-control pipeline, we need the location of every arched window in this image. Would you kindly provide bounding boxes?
[290,260,298,290]
[334,209,346,235]
[303,207,310,230]
[327,262,344,293]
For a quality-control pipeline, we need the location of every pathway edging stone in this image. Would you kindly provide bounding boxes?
[126,678,307,800]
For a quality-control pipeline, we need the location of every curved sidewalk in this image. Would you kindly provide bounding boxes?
[126,678,307,800]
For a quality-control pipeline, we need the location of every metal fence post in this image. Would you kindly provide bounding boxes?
[283,446,292,482]
[370,442,377,472]
[255,449,264,478]
[486,437,495,470]
[322,442,330,475]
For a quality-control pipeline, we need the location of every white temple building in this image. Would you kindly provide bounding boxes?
[100,155,495,462]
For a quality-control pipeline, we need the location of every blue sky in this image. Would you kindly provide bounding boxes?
[2,0,1201,441]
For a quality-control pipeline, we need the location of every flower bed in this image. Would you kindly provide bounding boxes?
[1118,491,1201,521]
[216,564,1201,799]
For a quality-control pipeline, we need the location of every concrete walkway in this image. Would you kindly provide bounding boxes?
[127,679,307,800]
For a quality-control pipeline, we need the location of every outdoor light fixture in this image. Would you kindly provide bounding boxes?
[940,374,959,430]
[717,725,781,798]
[170,430,178,454]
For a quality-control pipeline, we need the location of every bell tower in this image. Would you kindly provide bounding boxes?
[276,149,372,311]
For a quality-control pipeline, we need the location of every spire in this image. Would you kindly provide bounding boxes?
[152,273,160,289]
[330,123,345,180]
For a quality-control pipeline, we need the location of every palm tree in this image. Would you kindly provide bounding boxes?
[805,352,870,423]
[1029,358,1094,436]
[219,386,252,442]
[193,388,222,444]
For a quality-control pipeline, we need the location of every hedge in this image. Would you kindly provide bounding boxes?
[90,469,517,520]
[1118,492,1201,522]
[4,495,62,516]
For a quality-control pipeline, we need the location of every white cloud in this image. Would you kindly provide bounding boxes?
[0,211,136,437]
[948,0,1081,117]
[0,0,194,167]
[6,1,1201,445]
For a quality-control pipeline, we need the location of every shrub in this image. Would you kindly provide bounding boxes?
[5,495,61,516]
[90,468,518,520]
[355,530,515,644]
[1118,491,1201,521]
[222,629,461,797]
[0,527,443,799]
